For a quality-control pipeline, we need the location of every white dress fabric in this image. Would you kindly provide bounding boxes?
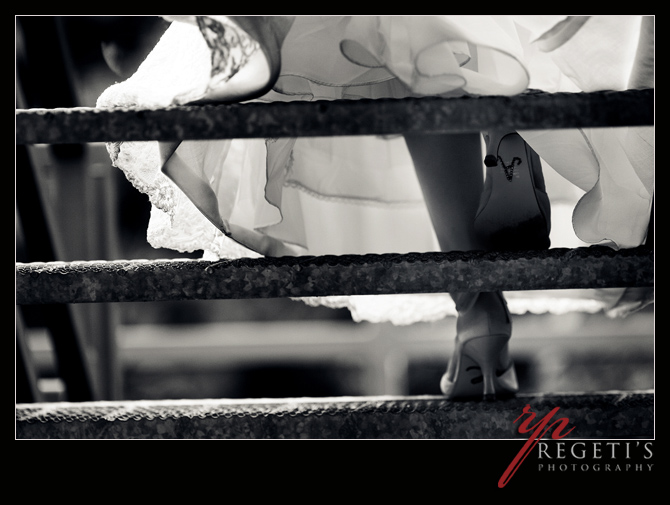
[97,15,654,324]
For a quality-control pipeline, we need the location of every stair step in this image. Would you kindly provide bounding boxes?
[16,391,653,439]
[16,246,653,304]
[16,89,653,145]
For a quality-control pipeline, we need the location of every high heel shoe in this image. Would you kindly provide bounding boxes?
[168,16,294,105]
[441,291,519,401]
[474,130,551,251]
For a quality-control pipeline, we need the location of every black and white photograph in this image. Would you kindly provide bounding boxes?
[16,14,654,487]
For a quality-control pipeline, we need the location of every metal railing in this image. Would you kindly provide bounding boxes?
[15,89,654,409]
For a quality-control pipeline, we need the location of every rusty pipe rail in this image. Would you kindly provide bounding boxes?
[16,89,653,145]
[16,246,653,305]
[16,391,655,439]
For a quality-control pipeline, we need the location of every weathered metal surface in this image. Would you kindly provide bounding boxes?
[15,392,654,439]
[15,247,653,305]
[15,89,653,145]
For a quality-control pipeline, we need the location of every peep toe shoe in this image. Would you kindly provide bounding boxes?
[157,16,294,241]
[168,15,293,105]
[441,291,519,401]
[474,131,551,251]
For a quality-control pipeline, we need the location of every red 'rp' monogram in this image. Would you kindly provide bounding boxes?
[499,404,576,488]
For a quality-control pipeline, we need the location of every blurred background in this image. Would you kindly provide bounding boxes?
[16,16,654,403]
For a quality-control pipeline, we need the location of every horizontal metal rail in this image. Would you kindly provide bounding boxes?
[16,246,653,305]
[16,89,653,145]
[16,391,654,439]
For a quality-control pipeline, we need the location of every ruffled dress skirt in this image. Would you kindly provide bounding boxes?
[97,16,654,324]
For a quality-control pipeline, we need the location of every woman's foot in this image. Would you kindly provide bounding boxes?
[441,291,519,401]
[167,16,294,105]
[474,130,551,251]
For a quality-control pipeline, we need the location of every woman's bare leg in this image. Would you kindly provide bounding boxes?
[405,131,517,399]
[628,16,654,89]
[404,132,485,252]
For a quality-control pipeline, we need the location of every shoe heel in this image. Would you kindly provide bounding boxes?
[462,334,510,400]
[441,334,517,401]
[442,292,519,401]
[476,131,551,251]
